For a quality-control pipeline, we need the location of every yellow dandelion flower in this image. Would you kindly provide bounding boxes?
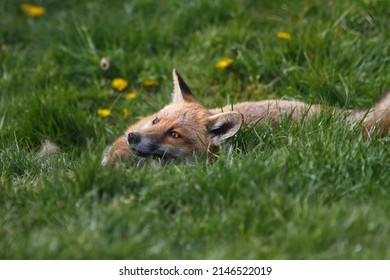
[123,108,131,117]
[142,79,159,87]
[98,109,110,118]
[112,78,128,91]
[21,3,45,17]
[216,58,233,69]
[126,92,137,100]
[277,32,291,40]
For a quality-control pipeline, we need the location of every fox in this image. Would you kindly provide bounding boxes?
[101,69,390,165]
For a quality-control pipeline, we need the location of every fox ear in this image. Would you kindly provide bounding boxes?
[207,111,243,145]
[172,69,197,103]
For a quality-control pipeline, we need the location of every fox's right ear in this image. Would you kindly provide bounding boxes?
[207,111,243,145]
[172,69,197,103]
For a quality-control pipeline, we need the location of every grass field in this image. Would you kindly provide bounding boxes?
[1,0,390,259]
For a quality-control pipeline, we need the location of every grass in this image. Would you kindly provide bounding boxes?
[1,0,389,259]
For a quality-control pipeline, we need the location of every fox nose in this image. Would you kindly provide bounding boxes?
[127,132,141,144]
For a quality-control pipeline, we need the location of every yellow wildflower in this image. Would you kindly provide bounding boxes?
[98,109,110,118]
[277,32,291,40]
[112,78,128,91]
[21,3,45,17]
[216,58,233,69]
[123,108,131,117]
[126,92,137,100]
[142,79,159,87]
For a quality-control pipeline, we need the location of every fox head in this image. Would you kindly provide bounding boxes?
[126,70,243,160]
[103,69,243,164]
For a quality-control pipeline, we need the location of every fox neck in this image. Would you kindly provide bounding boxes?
[209,100,321,126]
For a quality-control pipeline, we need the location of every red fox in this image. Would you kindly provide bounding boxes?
[101,69,390,165]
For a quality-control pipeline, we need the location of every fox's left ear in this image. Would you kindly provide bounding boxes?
[207,111,243,145]
[172,69,198,103]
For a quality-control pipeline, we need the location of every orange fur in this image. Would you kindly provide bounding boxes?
[348,91,390,135]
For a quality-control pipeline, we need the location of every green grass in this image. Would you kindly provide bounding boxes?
[1,0,390,259]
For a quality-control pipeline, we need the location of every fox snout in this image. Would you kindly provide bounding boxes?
[127,132,162,158]
[127,132,141,145]
[127,131,150,153]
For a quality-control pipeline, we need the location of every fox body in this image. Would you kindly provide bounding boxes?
[102,69,390,165]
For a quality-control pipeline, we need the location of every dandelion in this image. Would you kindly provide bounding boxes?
[277,32,291,40]
[142,79,159,87]
[98,109,110,118]
[123,108,131,117]
[111,78,128,91]
[216,58,233,69]
[100,57,110,70]
[21,3,45,17]
[126,92,137,100]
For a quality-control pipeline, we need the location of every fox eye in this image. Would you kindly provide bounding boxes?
[152,117,159,125]
[168,130,180,139]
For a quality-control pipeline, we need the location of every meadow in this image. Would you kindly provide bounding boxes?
[0,0,389,259]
